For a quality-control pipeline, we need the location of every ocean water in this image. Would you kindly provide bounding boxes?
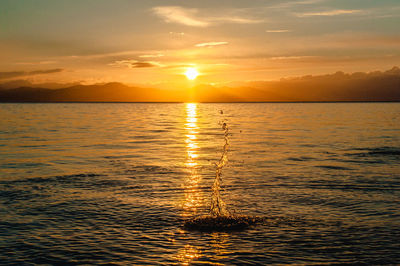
[0,102,399,265]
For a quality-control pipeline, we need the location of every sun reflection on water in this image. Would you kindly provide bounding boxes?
[211,232,230,259]
[175,103,230,265]
[175,244,201,266]
[181,103,203,217]
[185,103,199,167]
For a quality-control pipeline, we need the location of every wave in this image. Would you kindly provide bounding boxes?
[287,156,315,162]
[316,165,352,170]
[347,146,400,157]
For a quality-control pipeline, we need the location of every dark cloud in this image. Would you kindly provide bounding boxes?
[0,69,64,80]
[131,62,158,68]
[110,60,160,68]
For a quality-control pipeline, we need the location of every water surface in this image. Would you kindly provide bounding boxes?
[1,103,399,264]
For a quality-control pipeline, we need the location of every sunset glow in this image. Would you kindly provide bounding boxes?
[0,1,399,101]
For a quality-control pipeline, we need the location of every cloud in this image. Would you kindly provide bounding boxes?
[266,0,327,9]
[0,69,63,80]
[152,6,263,27]
[291,0,326,5]
[169,32,185,36]
[270,56,317,61]
[266,29,291,33]
[161,63,196,70]
[110,60,161,68]
[152,6,209,27]
[195,42,228,48]
[15,61,57,65]
[297,9,362,17]
[212,16,262,24]
[139,54,164,58]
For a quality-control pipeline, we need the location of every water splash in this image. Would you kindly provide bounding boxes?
[184,113,264,231]
[210,121,230,217]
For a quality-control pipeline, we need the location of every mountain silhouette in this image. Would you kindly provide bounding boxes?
[1,67,399,102]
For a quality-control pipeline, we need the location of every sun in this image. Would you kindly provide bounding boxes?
[184,67,199,80]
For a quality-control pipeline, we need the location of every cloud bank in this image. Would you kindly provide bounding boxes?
[0,69,63,80]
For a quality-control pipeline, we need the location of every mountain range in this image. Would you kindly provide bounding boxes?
[1,67,399,102]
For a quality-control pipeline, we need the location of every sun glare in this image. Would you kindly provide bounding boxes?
[184,67,199,80]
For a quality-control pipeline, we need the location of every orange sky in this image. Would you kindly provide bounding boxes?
[1,0,400,89]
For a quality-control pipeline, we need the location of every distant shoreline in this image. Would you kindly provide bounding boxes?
[1,101,399,104]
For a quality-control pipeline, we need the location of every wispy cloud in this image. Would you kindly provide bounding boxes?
[266,29,291,33]
[152,6,209,27]
[152,6,263,27]
[110,60,162,68]
[292,0,326,5]
[0,69,63,80]
[169,31,185,36]
[212,16,262,24]
[267,0,327,9]
[139,54,164,58]
[270,56,317,60]
[161,63,195,70]
[195,42,228,48]
[15,61,57,65]
[297,9,363,17]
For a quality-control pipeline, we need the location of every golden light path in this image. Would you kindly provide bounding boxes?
[175,103,230,265]
[175,103,202,265]
[182,103,202,217]
[174,103,231,264]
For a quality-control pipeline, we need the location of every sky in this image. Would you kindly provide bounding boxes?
[1,0,399,88]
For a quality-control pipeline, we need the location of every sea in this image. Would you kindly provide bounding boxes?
[0,102,399,265]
